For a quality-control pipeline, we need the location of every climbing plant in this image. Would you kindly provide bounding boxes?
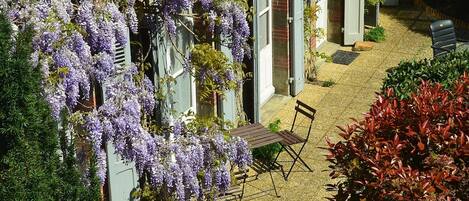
[6,0,253,200]
[304,0,331,82]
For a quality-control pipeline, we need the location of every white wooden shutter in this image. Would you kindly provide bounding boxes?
[106,29,139,201]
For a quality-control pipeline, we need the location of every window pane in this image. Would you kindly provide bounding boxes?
[259,0,269,10]
[170,18,192,74]
[259,12,270,48]
[172,74,192,113]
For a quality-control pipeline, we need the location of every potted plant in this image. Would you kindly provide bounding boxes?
[365,0,383,27]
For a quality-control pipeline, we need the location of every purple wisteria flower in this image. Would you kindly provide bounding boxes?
[85,110,103,153]
[140,76,155,115]
[226,69,235,81]
[106,3,128,45]
[93,52,115,83]
[127,7,139,34]
[96,149,108,183]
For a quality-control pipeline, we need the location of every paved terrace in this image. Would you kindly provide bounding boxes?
[244,4,434,201]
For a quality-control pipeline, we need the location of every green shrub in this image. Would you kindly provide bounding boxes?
[364,26,385,42]
[252,119,283,161]
[382,50,469,99]
[0,14,97,200]
[321,79,336,87]
[0,13,62,200]
[366,0,384,5]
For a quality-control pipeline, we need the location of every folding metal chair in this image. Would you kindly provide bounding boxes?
[430,20,457,58]
[273,100,316,180]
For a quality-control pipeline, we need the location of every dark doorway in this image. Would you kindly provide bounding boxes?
[327,0,344,44]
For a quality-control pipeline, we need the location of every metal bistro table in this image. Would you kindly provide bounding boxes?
[230,123,284,197]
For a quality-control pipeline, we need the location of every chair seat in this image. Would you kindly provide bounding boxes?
[277,130,306,146]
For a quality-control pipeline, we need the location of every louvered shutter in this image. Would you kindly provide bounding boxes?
[290,0,305,96]
[105,29,139,201]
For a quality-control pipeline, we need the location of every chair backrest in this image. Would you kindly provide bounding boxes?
[291,100,317,137]
[430,20,457,57]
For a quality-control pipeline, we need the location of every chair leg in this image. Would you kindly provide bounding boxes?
[269,152,281,197]
[290,143,313,172]
[283,143,313,180]
[283,147,297,180]
[272,145,286,179]
[240,174,246,201]
[269,169,280,197]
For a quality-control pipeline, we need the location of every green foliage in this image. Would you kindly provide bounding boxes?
[382,50,469,99]
[252,119,283,161]
[0,13,96,200]
[0,13,61,200]
[304,1,331,82]
[58,111,101,201]
[366,0,384,5]
[321,79,336,87]
[364,26,385,42]
[190,43,245,101]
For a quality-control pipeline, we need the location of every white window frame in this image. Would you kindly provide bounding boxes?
[165,16,197,116]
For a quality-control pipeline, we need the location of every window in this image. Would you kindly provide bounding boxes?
[259,11,270,48]
[259,0,269,11]
[165,16,194,114]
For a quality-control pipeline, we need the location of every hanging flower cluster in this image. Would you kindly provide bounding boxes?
[196,0,251,62]
[7,0,138,119]
[7,0,253,199]
[146,0,250,62]
[83,65,251,198]
[210,1,251,62]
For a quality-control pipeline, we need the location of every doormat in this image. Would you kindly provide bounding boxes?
[331,50,360,65]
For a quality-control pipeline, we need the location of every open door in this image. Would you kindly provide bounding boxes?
[343,0,365,45]
[257,0,275,105]
[290,0,305,96]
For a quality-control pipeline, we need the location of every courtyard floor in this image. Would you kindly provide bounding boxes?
[244,4,434,201]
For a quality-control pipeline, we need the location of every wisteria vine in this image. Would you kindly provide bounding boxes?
[6,0,252,200]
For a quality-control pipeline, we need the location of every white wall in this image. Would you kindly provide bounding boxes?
[316,0,328,48]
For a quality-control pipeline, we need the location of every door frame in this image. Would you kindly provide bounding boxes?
[258,0,275,106]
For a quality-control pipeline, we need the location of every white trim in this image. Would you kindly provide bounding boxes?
[259,85,276,107]
[257,0,275,115]
[259,7,270,16]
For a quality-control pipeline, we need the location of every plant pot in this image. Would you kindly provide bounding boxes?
[365,3,380,27]
[382,0,399,6]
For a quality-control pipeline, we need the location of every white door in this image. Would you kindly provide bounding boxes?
[258,0,275,106]
[344,0,365,45]
[316,0,328,48]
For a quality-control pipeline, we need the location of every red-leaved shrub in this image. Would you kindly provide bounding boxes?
[326,72,469,201]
